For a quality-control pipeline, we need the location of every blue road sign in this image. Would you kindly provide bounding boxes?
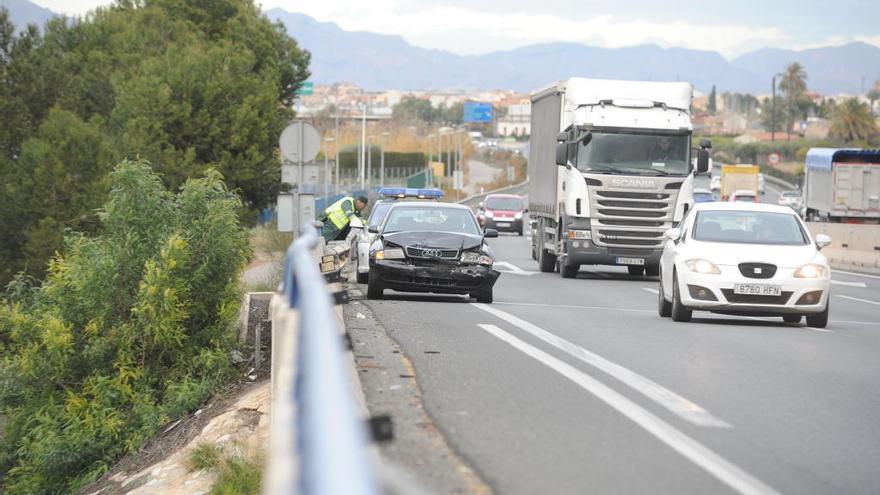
[463,102,493,123]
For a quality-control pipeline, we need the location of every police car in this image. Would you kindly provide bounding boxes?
[352,188,444,283]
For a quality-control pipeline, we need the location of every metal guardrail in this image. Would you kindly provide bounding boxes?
[457,180,530,208]
[266,225,379,495]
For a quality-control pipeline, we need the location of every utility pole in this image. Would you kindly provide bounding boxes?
[360,100,367,190]
[367,135,373,194]
[380,131,389,187]
[771,75,777,143]
[334,112,339,195]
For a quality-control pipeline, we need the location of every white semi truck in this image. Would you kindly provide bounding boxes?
[528,78,710,277]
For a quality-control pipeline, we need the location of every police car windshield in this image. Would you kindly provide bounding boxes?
[368,202,393,229]
[383,206,481,236]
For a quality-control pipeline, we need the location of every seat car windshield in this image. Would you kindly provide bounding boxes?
[692,210,808,245]
[576,130,690,176]
[383,207,481,235]
[485,197,522,210]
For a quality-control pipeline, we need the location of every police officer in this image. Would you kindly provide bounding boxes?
[319,195,368,241]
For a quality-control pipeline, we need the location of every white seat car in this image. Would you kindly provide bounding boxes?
[658,202,832,327]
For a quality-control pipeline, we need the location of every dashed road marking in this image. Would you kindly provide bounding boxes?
[473,304,730,428]
[830,280,867,288]
[837,294,880,307]
[477,323,778,495]
[494,261,539,276]
[643,287,660,294]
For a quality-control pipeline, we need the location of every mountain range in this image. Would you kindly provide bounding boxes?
[3,0,878,95]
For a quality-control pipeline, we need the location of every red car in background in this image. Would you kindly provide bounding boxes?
[477,194,526,235]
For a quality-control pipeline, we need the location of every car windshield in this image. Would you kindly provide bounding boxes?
[692,210,808,245]
[383,206,481,235]
[485,197,522,211]
[733,195,754,202]
[782,191,801,197]
[368,202,393,229]
[576,130,691,176]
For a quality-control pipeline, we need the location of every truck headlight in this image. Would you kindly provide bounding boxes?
[794,264,825,278]
[461,251,493,265]
[566,230,591,240]
[685,259,721,274]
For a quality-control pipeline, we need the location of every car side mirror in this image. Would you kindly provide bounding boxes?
[663,228,681,241]
[367,225,379,234]
[555,142,569,166]
[815,233,832,250]
[484,228,499,238]
[478,201,484,209]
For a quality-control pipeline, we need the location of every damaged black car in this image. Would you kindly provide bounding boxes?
[366,202,501,303]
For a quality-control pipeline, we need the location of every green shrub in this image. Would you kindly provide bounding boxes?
[0,159,250,494]
[188,443,223,472]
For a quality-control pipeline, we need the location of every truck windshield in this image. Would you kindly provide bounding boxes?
[576,130,691,176]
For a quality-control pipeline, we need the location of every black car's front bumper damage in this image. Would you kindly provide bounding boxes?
[370,259,500,295]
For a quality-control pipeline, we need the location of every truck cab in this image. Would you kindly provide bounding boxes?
[528,78,710,278]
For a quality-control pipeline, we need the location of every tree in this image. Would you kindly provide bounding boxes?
[778,62,808,139]
[708,85,717,114]
[829,98,878,143]
[760,97,784,134]
[867,80,880,116]
[392,96,435,124]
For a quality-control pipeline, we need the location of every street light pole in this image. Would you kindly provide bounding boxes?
[367,135,373,194]
[380,131,389,187]
[771,75,777,143]
[360,101,367,190]
[323,136,335,196]
[334,112,339,194]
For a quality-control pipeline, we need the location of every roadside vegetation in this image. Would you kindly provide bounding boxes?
[187,441,262,495]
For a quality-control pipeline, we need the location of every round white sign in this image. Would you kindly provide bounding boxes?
[768,152,781,165]
[280,121,321,163]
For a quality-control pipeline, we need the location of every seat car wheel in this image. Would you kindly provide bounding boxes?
[628,266,645,276]
[658,274,672,317]
[782,314,802,324]
[366,271,384,299]
[670,272,692,322]
[356,271,369,284]
[805,300,829,328]
[472,289,493,304]
[517,227,523,236]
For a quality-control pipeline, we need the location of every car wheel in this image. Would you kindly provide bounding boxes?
[356,271,369,284]
[645,264,660,277]
[670,271,692,322]
[628,266,645,276]
[366,271,384,299]
[518,228,523,236]
[658,274,672,317]
[782,314,802,324]
[473,289,493,304]
[805,300,829,328]
[561,259,579,278]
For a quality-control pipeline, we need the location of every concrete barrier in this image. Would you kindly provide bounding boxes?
[806,222,880,275]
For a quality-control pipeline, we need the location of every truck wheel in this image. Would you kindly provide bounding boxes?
[670,272,692,322]
[805,300,829,328]
[538,242,556,273]
[366,271,384,299]
[645,265,660,277]
[561,259,579,278]
[628,266,645,276]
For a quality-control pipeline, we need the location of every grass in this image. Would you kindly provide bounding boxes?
[187,442,223,471]
[210,457,262,495]
[250,221,294,260]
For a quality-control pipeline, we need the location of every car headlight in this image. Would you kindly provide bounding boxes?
[514,212,523,219]
[373,248,405,260]
[461,251,493,265]
[794,263,825,278]
[484,211,494,218]
[685,258,721,274]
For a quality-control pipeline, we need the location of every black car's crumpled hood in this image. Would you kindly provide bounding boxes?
[382,231,482,251]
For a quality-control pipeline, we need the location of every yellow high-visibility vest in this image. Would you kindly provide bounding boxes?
[325,196,355,229]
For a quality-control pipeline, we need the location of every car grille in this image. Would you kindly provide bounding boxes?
[721,289,792,305]
[738,263,777,279]
[591,188,676,249]
[405,247,459,259]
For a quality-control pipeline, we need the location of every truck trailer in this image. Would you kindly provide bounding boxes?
[720,164,759,201]
[528,78,710,277]
[804,148,880,223]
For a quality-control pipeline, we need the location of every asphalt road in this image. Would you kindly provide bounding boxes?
[361,226,880,494]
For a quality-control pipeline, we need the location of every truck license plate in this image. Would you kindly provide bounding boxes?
[733,284,781,296]
[616,257,645,266]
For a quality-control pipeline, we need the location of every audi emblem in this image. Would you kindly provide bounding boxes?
[422,249,443,258]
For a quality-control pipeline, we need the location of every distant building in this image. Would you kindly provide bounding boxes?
[495,99,530,137]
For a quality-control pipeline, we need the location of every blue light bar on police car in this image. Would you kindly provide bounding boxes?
[378,187,407,198]
[378,187,444,199]
[416,188,444,198]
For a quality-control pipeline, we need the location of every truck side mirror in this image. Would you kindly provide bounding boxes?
[700,139,712,149]
[557,132,569,142]
[556,143,569,166]
[696,148,710,174]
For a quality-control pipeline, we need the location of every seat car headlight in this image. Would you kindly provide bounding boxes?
[461,251,493,265]
[373,248,405,260]
[685,258,721,274]
[794,263,825,278]
[515,212,523,219]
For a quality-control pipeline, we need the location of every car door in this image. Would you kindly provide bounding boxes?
[661,210,692,296]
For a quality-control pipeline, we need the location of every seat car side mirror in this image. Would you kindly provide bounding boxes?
[815,233,832,250]
[484,229,499,238]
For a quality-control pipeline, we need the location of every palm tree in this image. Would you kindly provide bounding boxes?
[867,80,880,116]
[778,62,808,138]
[829,98,877,143]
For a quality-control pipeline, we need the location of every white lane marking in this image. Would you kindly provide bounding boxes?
[830,280,867,288]
[643,287,660,294]
[477,324,778,495]
[495,301,654,314]
[494,261,539,276]
[473,304,730,428]
[829,320,880,325]
[831,269,880,281]
[804,326,833,333]
[837,294,880,307]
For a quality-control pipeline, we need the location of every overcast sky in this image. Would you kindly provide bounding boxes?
[30,0,880,58]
